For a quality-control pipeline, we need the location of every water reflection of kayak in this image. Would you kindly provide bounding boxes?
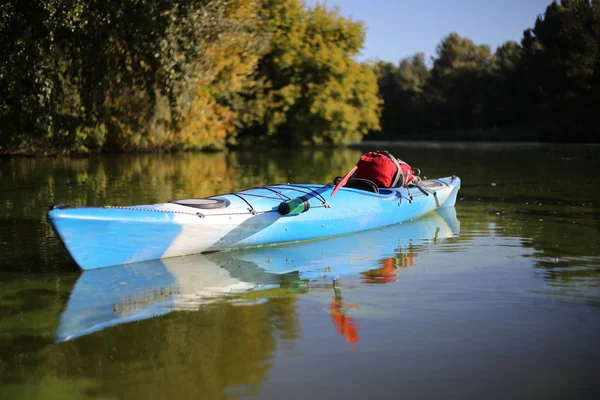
[208,206,459,280]
[48,177,460,270]
[55,208,460,342]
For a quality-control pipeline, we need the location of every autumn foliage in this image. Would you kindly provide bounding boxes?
[0,0,380,153]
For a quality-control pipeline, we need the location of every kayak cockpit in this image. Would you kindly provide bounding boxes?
[343,178,380,193]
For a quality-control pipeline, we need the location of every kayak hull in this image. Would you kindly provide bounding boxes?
[48,176,461,270]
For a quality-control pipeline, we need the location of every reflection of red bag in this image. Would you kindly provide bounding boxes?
[354,151,415,188]
[361,257,397,284]
[330,299,359,346]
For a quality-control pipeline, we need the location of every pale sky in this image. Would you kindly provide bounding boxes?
[306,0,554,63]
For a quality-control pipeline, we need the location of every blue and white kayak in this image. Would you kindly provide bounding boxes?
[48,176,461,270]
[55,208,460,342]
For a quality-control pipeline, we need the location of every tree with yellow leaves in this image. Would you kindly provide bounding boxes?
[234,0,381,147]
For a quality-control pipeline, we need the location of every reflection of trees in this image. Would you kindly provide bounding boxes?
[233,148,363,185]
[3,144,597,283]
[457,198,599,287]
[1,144,598,397]
[449,147,599,289]
[1,291,300,399]
[0,148,363,218]
[3,150,351,398]
[0,148,365,278]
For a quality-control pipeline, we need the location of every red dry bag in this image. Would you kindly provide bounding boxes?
[354,151,415,188]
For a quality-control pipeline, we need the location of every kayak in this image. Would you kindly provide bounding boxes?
[55,208,460,342]
[48,176,461,270]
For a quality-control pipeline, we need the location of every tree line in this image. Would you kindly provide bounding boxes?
[375,0,599,142]
[0,0,380,153]
[1,0,597,155]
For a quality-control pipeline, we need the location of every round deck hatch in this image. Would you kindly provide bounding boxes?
[168,198,226,209]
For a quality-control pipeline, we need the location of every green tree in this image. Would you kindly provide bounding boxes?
[490,41,522,75]
[520,0,599,139]
[0,0,262,152]
[374,53,429,136]
[427,33,491,131]
[485,40,523,128]
[235,0,381,146]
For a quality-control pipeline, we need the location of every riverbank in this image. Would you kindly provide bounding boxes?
[362,124,598,144]
[2,128,598,158]
[0,143,226,159]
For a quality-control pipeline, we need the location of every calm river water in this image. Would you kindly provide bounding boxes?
[0,143,599,399]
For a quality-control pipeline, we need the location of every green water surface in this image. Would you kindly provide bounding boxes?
[0,143,599,399]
